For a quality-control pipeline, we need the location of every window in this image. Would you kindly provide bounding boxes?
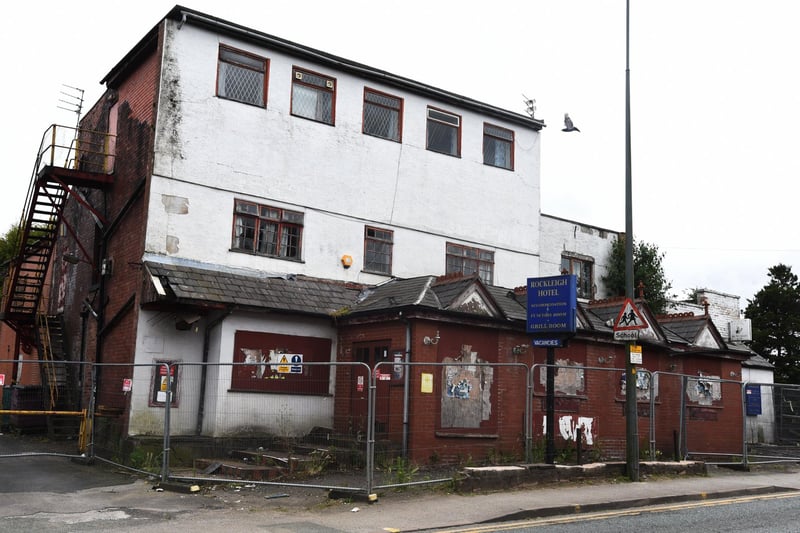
[426,107,461,156]
[561,255,594,299]
[363,88,402,141]
[291,67,335,124]
[217,45,268,107]
[483,123,514,170]
[446,243,494,284]
[232,331,331,395]
[232,200,303,260]
[364,226,393,274]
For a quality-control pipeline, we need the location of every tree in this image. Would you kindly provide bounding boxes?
[0,224,21,273]
[745,264,800,384]
[602,235,673,315]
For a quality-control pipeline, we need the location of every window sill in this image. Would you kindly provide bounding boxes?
[216,95,266,109]
[363,132,402,143]
[362,269,392,276]
[435,431,498,439]
[290,112,335,127]
[228,388,332,397]
[483,162,514,171]
[426,148,461,158]
[229,248,305,263]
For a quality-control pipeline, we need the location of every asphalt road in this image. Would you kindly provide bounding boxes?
[437,491,800,533]
[0,433,133,493]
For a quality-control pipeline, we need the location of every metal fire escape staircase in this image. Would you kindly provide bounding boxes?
[1,125,114,405]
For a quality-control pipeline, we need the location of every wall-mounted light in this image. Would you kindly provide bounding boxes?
[63,253,89,265]
[175,314,202,331]
[341,255,353,269]
[423,331,440,345]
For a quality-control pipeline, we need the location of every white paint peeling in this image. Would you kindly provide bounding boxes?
[544,415,595,445]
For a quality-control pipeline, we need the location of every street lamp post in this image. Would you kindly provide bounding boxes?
[624,0,640,482]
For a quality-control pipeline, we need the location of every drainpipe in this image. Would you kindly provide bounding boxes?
[402,315,411,457]
[78,307,88,409]
[93,238,107,368]
[195,307,233,435]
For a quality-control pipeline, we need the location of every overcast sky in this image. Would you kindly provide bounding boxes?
[2,1,798,308]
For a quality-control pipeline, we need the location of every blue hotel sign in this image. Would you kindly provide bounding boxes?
[526,275,577,335]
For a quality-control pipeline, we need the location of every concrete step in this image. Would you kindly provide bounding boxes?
[193,458,286,481]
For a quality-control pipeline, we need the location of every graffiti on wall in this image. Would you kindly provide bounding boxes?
[543,415,595,445]
[441,345,493,429]
[687,374,722,406]
[619,369,656,401]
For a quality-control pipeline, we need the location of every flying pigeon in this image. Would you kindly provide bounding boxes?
[562,113,580,132]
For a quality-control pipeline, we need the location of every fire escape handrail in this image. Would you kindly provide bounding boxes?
[18,124,116,238]
[1,124,116,331]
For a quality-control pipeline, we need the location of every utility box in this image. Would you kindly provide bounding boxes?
[1,386,11,431]
[10,385,46,431]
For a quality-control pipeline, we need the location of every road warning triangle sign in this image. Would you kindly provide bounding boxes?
[613,298,648,331]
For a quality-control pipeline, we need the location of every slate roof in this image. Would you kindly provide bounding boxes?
[431,276,479,308]
[348,274,527,322]
[144,260,360,316]
[484,286,527,321]
[141,258,757,362]
[743,353,774,369]
[659,315,710,344]
[350,276,440,313]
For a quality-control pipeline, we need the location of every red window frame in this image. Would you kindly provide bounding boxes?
[216,44,269,107]
[232,200,303,260]
[364,226,394,274]
[426,106,461,157]
[291,66,336,125]
[362,88,403,142]
[483,122,515,170]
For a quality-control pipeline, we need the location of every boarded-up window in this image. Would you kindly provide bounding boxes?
[232,331,331,395]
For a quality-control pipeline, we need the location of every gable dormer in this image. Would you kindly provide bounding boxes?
[431,274,502,319]
[657,312,726,350]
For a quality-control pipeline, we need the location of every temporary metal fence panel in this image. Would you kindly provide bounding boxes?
[371,360,530,492]
[743,382,800,465]
[648,372,747,465]
[154,361,374,495]
[8,357,795,492]
[530,363,644,463]
[0,359,91,460]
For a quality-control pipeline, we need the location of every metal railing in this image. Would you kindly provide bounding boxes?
[2,359,797,494]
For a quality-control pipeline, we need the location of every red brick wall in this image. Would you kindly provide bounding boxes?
[51,23,164,417]
[338,318,532,464]
[338,316,745,464]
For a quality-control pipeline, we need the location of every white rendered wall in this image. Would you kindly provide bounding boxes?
[128,309,207,436]
[147,20,541,288]
[672,290,742,338]
[539,214,619,299]
[128,309,338,437]
[204,312,338,438]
